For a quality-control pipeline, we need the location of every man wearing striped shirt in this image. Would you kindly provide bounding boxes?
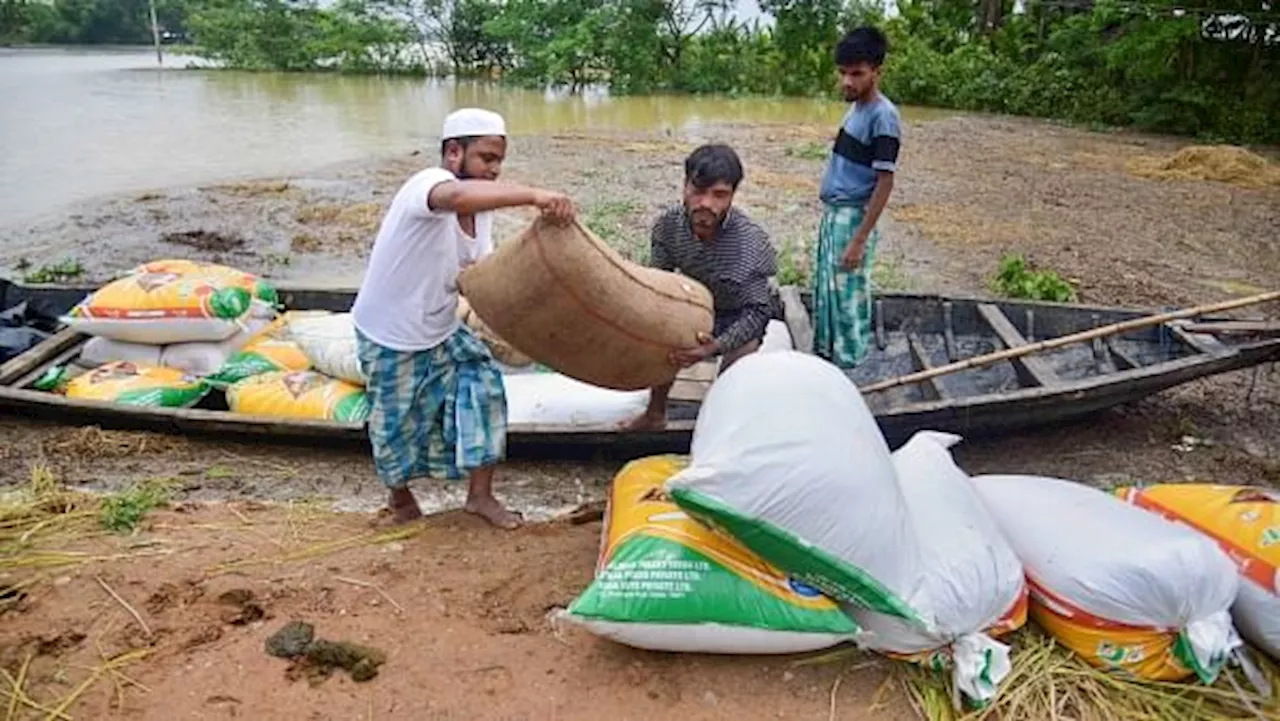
[621,144,781,432]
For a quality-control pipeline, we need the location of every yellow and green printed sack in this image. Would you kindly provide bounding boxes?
[561,455,858,654]
[205,311,329,388]
[50,361,209,408]
[226,370,369,422]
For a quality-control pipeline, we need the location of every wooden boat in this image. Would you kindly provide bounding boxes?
[1,279,1277,453]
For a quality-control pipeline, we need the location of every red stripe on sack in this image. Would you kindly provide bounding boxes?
[80,307,212,320]
[1127,491,1277,595]
[1026,576,1169,632]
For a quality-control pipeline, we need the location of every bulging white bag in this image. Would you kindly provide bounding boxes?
[1116,483,1280,662]
[850,432,1026,707]
[77,336,163,369]
[665,350,929,628]
[759,319,793,354]
[503,372,648,427]
[971,474,1242,683]
[288,312,365,385]
[77,317,271,377]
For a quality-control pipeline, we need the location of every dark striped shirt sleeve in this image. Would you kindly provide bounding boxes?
[714,273,773,353]
[649,218,676,271]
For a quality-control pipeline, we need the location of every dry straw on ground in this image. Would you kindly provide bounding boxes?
[891,203,1031,247]
[294,202,384,232]
[38,426,188,461]
[1127,145,1280,189]
[895,627,1279,721]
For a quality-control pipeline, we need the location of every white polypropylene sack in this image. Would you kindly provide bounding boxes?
[850,432,1025,707]
[665,350,929,628]
[503,372,647,426]
[1114,483,1280,662]
[759,319,793,353]
[1235,581,1280,661]
[76,317,270,376]
[288,312,365,385]
[77,337,163,369]
[971,474,1242,682]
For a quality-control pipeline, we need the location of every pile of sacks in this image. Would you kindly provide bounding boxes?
[560,350,1255,709]
[45,260,368,422]
[48,256,774,428]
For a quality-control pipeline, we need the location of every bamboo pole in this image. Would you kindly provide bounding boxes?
[858,290,1280,394]
[148,0,162,66]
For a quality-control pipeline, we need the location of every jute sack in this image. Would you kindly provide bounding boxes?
[456,296,533,368]
[458,217,714,391]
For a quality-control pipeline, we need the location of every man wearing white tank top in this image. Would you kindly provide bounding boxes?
[352,108,574,528]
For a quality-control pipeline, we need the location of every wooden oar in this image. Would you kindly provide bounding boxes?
[858,290,1280,395]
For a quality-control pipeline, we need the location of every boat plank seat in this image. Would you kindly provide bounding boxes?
[668,361,717,403]
[1104,339,1141,371]
[1182,321,1280,337]
[1167,321,1229,355]
[976,303,1063,387]
[906,332,949,402]
[779,286,814,356]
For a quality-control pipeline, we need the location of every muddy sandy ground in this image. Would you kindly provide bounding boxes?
[1,114,1278,719]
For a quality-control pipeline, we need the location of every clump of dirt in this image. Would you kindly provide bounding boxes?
[161,229,246,252]
[1127,145,1280,189]
[265,620,386,684]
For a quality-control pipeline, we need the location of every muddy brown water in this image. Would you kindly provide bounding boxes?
[0,46,949,226]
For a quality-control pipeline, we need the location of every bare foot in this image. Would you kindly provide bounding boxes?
[385,487,424,525]
[464,495,523,530]
[617,411,666,432]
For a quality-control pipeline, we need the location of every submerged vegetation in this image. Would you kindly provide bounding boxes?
[2,0,1276,143]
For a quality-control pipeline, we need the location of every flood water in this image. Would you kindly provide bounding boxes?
[0,47,943,225]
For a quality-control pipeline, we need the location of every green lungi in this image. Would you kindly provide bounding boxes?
[812,204,880,369]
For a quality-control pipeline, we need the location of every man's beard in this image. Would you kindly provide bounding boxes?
[688,207,725,236]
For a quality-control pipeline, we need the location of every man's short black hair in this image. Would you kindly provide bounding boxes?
[440,136,478,156]
[685,144,744,190]
[835,26,888,68]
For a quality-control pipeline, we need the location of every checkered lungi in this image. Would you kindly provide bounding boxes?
[812,203,881,369]
[356,325,507,486]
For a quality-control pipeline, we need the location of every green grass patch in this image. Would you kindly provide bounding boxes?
[785,142,828,161]
[990,254,1076,303]
[776,237,810,286]
[22,258,85,284]
[582,199,644,260]
[872,254,909,291]
[100,479,173,534]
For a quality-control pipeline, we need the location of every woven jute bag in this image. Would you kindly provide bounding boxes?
[456,296,533,368]
[458,216,714,390]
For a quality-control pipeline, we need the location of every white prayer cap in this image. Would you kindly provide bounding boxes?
[441,108,506,141]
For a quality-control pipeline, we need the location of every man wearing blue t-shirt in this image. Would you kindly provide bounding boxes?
[813,26,901,369]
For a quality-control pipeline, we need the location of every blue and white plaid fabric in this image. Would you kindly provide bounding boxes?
[357,325,507,486]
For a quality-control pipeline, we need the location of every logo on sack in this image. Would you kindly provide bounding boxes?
[1262,527,1280,548]
[787,578,822,598]
[89,362,140,384]
[135,272,182,292]
[283,371,324,399]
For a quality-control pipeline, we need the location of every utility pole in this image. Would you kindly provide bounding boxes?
[148,0,162,66]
